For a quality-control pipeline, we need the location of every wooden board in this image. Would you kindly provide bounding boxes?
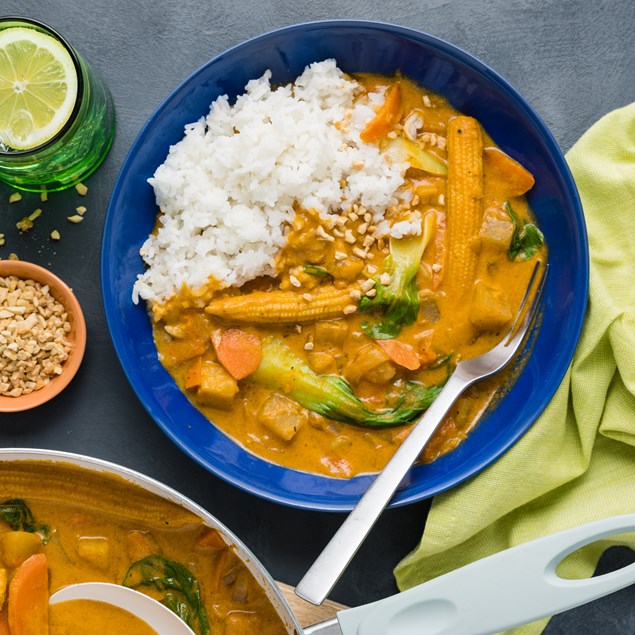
[278,582,348,627]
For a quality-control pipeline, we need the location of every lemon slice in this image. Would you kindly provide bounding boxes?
[0,26,78,151]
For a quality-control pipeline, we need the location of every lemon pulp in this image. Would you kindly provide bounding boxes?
[0,26,78,151]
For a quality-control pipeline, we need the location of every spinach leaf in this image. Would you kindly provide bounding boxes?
[123,555,210,635]
[505,201,544,261]
[0,499,51,542]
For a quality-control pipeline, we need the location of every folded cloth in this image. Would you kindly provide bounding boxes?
[394,102,635,635]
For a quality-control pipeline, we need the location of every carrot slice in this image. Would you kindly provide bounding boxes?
[360,83,402,144]
[184,356,203,390]
[484,147,535,196]
[211,329,262,380]
[0,615,10,635]
[8,553,49,635]
[376,339,421,371]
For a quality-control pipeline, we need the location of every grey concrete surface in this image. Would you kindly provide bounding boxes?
[0,0,634,631]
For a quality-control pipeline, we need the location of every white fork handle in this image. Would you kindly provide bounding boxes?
[295,372,469,606]
[334,514,635,635]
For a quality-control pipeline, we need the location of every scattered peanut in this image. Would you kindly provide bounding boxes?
[75,183,88,196]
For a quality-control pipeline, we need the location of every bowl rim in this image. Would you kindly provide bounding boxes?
[0,260,87,412]
[101,19,589,510]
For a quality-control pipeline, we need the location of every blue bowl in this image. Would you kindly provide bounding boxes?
[102,21,588,511]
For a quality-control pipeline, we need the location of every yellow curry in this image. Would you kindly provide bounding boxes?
[0,462,288,634]
[151,73,546,478]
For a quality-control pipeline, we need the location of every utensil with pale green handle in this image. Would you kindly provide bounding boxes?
[305,514,635,635]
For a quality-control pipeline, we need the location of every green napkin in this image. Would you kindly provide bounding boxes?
[394,102,635,634]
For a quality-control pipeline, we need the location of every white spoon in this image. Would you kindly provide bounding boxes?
[49,582,195,635]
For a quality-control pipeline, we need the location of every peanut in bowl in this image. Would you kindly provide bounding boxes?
[0,260,86,412]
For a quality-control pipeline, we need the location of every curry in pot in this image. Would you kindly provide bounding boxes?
[0,461,289,634]
[150,72,546,478]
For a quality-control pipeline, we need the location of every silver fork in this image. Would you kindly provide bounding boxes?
[295,261,549,607]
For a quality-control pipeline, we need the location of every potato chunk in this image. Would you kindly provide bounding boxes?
[314,320,348,346]
[77,537,110,569]
[479,208,514,249]
[257,393,308,441]
[470,281,512,330]
[343,344,390,384]
[0,531,42,569]
[196,361,239,409]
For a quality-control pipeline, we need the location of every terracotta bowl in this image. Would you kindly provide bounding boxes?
[0,260,86,412]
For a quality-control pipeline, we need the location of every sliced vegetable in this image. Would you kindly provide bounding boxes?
[445,115,484,302]
[257,393,308,441]
[7,553,49,635]
[251,336,442,428]
[206,286,352,324]
[360,211,436,339]
[0,531,42,569]
[470,281,513,330]
[123,555,210,635]
[211,328,262,380]
[0,500,50,543]
[183,357,203,390]
[376,339,421,371]
[484,147,535,196]
[303,264,332,278]
[383,136,447,175]
[196,361,239,409]
[0,500,37,532]
[505,201,544,261]
[360,83,402,143]
[77,537,110,570]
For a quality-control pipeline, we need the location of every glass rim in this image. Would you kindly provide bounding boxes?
[0,16,85,157]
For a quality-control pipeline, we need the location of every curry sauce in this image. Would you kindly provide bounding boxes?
[151,73,546,478]
[0,462,288,634]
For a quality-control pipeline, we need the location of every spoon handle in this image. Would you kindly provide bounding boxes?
[295,373,467,606]
[335,514,635,635]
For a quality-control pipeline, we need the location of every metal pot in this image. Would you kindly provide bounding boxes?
[4,449,635,635]
[0,448,304,634]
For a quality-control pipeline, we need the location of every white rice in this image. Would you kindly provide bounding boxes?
[133,59,408,305]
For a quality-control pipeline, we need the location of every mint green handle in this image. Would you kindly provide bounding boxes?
[335,514,635,635]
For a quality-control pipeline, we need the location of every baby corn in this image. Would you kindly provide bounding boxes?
[445,115,484,301]
[205,286,355,323]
